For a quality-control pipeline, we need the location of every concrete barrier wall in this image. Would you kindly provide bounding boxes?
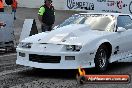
[17,0,65,10]
[17,0,43,8]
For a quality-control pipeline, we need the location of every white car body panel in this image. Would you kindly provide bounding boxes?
[16,13,132,69]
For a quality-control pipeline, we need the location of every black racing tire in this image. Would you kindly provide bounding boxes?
[95,45,109,71]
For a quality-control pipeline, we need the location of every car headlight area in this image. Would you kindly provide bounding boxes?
[65,45,82,51]
[18,42,32,48]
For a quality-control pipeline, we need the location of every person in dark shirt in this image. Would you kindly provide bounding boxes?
[38,0,55,32]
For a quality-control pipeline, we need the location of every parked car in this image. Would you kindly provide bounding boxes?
[16,13,132,71]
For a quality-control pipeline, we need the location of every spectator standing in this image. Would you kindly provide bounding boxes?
[38,0,55,32]
[11,0,17,20]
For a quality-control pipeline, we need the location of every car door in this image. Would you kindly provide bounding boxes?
[116,15,132,54]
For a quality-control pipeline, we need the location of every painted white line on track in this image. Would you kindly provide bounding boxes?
[0,53,16,58]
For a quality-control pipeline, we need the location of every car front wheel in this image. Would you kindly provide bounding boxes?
[95,45,109,71]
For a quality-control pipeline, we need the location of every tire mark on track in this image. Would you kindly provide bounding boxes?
[0,67,38,88]
[0,53,16,58]
[0,64,24,72]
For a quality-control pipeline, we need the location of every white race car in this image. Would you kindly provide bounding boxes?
[16,13,132,71]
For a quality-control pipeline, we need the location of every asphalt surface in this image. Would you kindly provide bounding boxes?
[0,7,132,88]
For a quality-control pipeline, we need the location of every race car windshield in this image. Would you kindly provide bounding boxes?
[58,14,115,31]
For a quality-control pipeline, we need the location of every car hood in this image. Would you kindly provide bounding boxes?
[22,24,109,45]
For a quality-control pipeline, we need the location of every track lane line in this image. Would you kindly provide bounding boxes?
[0,53,16,58]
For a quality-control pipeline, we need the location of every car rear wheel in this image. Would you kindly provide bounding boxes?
[95,45,109,71]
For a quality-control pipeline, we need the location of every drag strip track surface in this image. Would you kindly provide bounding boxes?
[0,53,78,88]
[0,53,132,88]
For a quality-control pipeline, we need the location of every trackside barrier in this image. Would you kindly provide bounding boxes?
[65,0,132,15]
[0,13,15,51]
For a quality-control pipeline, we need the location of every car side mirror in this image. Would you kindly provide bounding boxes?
[117,27,126,32]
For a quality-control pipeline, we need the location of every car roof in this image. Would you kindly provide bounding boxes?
[79,13,130,17]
